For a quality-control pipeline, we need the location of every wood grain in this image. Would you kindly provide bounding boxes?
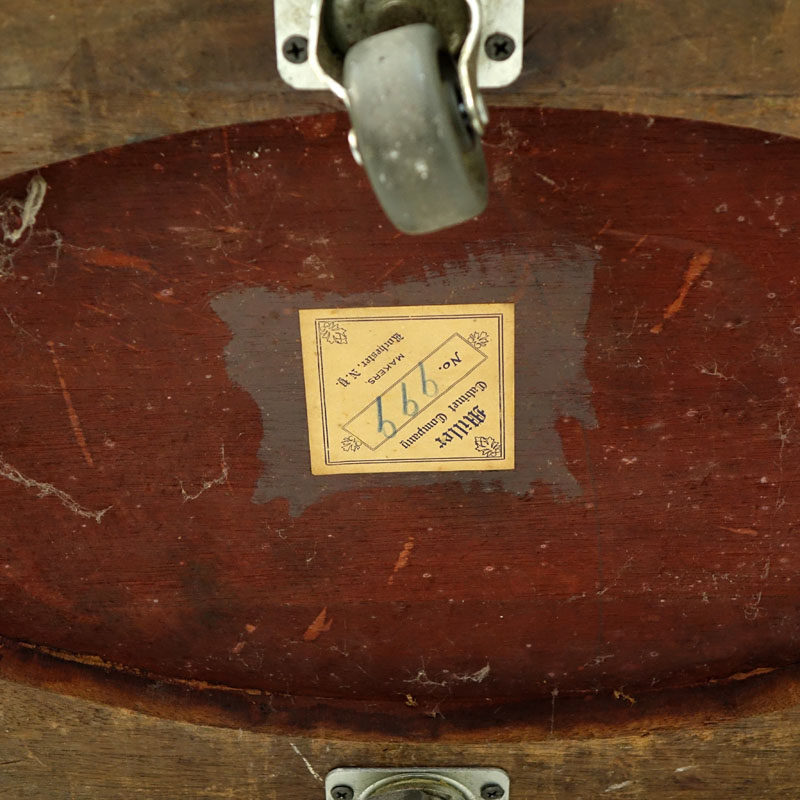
[2,4,800,793]
[3,0,800,178]
[1,677,799,799]
[2,108,800,741]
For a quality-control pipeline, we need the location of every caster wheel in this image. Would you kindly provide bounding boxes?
[343,23,488,235]
[365,776,467,800]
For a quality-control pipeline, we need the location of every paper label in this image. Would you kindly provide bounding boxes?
[299,303,514,475]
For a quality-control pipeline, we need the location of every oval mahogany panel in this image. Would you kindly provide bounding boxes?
[0,108,798,728]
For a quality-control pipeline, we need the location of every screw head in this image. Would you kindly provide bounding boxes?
[481,784,505,800]
[283,35,309,64]
[331,786,354,800]
[484,33,516,62]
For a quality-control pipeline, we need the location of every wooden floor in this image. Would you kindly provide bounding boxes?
[2,2,800,797]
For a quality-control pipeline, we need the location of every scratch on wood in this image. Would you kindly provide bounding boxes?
[582,653,614,668]
[388,536,415,584]
[79,246,155,275]
[535,171,557,187]
[450,664,491,683]
[726,666,775,681]
[289,742,323,783]
[629,234,648,253]
[404,662,448,688]
[48,340,94,467]
[614,688,637,704]
[597,556,634,596]
[180,445,229,501]
[221,128,237,197]
[605,780,633,792]
[719,526,758,536]
[3,305,38,343]
[22,745,46,768]
[303,607,333,642]
[744,591,763,621]
[651,249,713,333]
[0,454,110,522]
[696,362,747,388]
[14,639,269,695]
[80,301,121,319]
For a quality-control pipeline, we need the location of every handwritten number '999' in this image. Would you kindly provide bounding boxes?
[376,363,438,439]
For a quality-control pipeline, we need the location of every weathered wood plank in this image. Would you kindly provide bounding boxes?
[0,678,798,799]
[2,0,800,178]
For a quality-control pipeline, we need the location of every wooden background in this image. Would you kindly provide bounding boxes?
[2,1,800,797]
[3,0,800,180]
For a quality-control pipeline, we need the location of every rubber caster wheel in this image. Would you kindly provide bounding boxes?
[343,23,488,235]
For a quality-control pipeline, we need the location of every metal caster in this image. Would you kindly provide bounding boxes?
[326,767,510,800]
[343,23,488,234]
[274,0,524,235]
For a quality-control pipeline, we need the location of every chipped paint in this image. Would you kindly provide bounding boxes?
[651,249,713,333]
[614,688,637,704]
[388,537,415,585]
[303,607,333,642]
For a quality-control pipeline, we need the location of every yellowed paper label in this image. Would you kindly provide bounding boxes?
[299,303,514,475]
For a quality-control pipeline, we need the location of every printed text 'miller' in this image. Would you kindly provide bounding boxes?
[342,334,487,451]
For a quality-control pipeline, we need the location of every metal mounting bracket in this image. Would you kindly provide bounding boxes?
[325,767,510,800]
[274,0,524,234]
[275,0,524,91]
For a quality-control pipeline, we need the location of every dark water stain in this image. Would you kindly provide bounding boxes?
[211,244,598,515]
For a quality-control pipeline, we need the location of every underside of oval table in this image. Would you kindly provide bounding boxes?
[0,107,799,743]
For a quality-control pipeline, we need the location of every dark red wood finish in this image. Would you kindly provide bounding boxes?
[1,108,798,733]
